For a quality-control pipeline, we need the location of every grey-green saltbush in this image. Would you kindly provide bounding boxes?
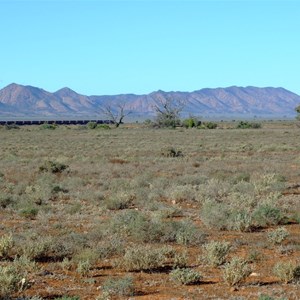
[202,240,230,267]
[102,275,134,297]
[223,257,251,286]
[170,268,201,285]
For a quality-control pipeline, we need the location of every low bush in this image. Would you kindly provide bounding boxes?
[182,118,201,128]
[198,122,218,129]
[253,204,284,227]
[102,275,134,297]
[118,245,173,271]
[0,234,14,259]
[236,121,262,129]
[273,261,300,284]
[170,268,201,285]
[161,147,183,157]
[19,206,39,219]
[267,227,289,245]
[0,264,27,297]
[202,240,231,267]
[39,161,69,174]
[87,121,97,129]
[40,123,57,130]
[223,257,252,286]
[97,124,111,129]
[76,259,92,277]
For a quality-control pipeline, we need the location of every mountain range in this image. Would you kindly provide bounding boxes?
[0,83,299,119]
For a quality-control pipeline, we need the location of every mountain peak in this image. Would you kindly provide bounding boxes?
[55,87,79,97]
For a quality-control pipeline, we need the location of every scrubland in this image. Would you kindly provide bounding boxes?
[0,121,300,300]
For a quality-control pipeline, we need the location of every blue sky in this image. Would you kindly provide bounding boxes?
[0,0,299,95]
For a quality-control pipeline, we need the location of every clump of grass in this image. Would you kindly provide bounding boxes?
[170,268,201,285]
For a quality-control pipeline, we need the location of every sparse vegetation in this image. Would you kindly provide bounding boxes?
[0,122,299,299]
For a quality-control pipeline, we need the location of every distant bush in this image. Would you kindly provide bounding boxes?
[161,147,183,157]
[198,122,218,129]
[87,121,97,129]
[39,161,69,174]
[4,124,20,130]
[236,121,262,129]
[170,268,201,285]
[97,124,110,129]
[40,123,57,130]
[182,118,201,128]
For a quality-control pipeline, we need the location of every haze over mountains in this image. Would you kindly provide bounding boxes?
[0,83,299,120]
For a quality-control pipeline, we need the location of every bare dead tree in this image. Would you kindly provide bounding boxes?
[100,102,131,127]
[153,95,186,128]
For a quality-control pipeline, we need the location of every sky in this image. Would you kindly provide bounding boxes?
[0,0,299,96]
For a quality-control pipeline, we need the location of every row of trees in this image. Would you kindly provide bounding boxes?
[101,96,186,128]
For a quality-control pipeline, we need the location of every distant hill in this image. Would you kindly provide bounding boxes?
[0,83,299,119]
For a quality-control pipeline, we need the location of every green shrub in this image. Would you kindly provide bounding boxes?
[102,275,134,297]
[104,193,132,210]
[173,250,189,268]
[253,204,284,227]
[39,161,69,173]
[0,193,15,208]
[20,236,53,260]
[170,268,201,285]
[175,219,206,246]
[202,240,231,267]
[76,259,92,277]
[223,257,251,286]
[87,121,97,129]
[118,245,172,271]
[267,227,289,245]
[97,124,111,129]
[273,261,299,284]
[200,200,230,230]
[198,122,217,129]
[40,123,57,130]
[4,124,20,130]
[161,147,183,157]
[0,264,26,297]
[19,206,39,219]
[182,118,201,128]
[236,121,261,129]
[0,234,14,259]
